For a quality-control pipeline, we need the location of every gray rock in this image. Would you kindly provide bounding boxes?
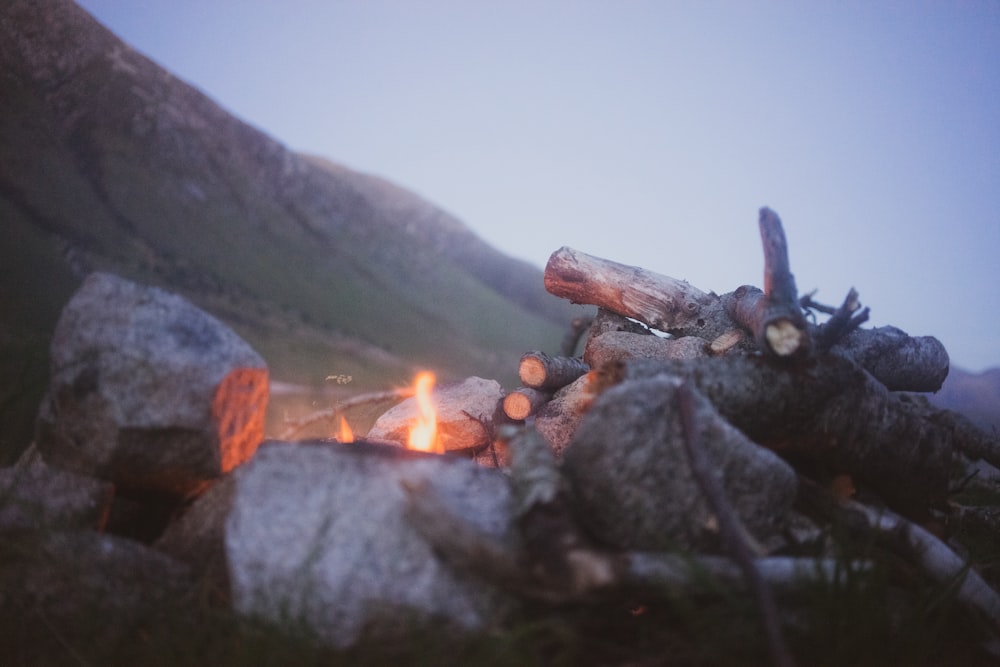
[226,441,516,648]
[0,461,114,531]
[35,272,269,497]
[563,375,798,552]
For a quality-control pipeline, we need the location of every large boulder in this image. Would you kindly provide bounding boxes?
[35,272,268,497]
[563,375,798,552]
[226,441,517,648]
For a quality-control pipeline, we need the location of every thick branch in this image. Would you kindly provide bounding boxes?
[544,247,727,339]
[502,388,552,421]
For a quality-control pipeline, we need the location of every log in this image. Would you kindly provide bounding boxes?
[403,471,871,604]
[544,247,730,340]
[561,315,594,357]
[518,351,589,391]
[584,330,708,369]
[502,387,552,421]
[595,355,954,519]
[797,477,1000,628]
[835,326,949,392]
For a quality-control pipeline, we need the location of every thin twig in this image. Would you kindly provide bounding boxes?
[814,287,870,353]
[677,380,796,667]
[279,387,415,440]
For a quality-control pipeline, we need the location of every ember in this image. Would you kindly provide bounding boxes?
[406,372,442,453]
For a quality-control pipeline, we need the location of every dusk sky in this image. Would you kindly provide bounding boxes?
[76,1,1000,372]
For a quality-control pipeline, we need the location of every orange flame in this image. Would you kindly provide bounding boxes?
[337,416,354,443]
[407,372,442,453]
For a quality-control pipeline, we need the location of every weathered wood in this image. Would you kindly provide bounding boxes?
[544,247,728,340]
[368,377,504,453]
[502,387,552,421]
[728,208,811,360]
[534,374,594,459]
[809,287,869,353]
[834,326,949,392]
[518,351,589,391]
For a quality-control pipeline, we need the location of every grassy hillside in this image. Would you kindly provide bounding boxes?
[0,0,585,460]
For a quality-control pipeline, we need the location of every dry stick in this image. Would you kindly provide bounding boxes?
[677,380,796,667]
[279,387,414,440]
[561,315,595,357]
[518,351,589,391]
[813,287,870,354]
[797,477,1000,628]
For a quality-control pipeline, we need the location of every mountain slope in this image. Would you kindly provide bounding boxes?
[930,367,1000,435]
[0,0,584,458]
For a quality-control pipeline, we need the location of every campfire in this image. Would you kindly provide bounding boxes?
[270,207,1000,662]
[20,207,1000,664]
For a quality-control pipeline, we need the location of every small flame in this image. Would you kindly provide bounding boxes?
[407,371,442,453]
[337,416,354,443]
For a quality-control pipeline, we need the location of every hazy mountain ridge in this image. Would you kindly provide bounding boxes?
[0,0,583,456]
[930,367,1000,435]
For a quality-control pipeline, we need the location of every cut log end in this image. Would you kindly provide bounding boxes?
[503,388,552,421]
[764,320,807,357]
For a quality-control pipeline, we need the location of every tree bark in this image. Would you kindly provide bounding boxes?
[595,355,955,519]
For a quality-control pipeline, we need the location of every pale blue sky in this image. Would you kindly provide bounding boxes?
[76,1,1000,372]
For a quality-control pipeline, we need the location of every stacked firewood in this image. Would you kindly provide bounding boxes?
[483,208,1000,664]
